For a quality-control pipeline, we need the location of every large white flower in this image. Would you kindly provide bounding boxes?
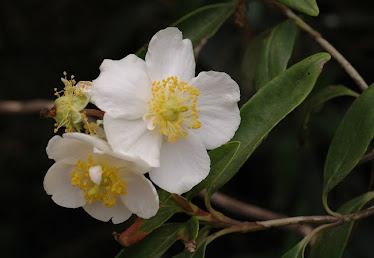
[44,133,159,224]
[91,27,241,194]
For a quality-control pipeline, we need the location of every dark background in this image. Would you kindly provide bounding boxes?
[1,0,374,257]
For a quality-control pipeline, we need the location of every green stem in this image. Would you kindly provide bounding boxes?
[322,194,343,217]
[204,193,241,225]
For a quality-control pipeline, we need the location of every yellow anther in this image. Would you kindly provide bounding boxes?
[71,155,128,208]
[144,76,201,142]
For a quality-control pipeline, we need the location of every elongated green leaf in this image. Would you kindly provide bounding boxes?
[255,19,298,89]
[213,53,330,195]
[172,3,234,48]
[172,226,211,258]
[304,85,359,110]
[299,85,359,135]
[282,234,312,258]
[173,234,210,258]
[309,191,374,258]
[178,217,199,242]
[283,224,334,258]
[188,53,330,201]
[277,0,319,16]
[186,142,240,200]
[323,83,374,209]
[241,33,265,97]
[116,223,185,258]
[136,3,234,58]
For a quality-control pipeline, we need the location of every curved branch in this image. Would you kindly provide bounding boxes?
[206,205,374,243]
[204,191,314,236]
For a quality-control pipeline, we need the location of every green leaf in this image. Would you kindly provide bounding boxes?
[277,0,319,16]
[172,227,211,258]
[299,85,359,134]
[186,141,240,200]
[178,217,199,242]
[188,53,330,201]
[323,83,374,212]
[116,223,185,258]
[136,3,235,58]
[282,224,334,258]
[282,235,312,258]
[309,191,374,258]
[139,190,184,233]
[255,19,298,89]
[241,33,265,96]
[198,53,328,198]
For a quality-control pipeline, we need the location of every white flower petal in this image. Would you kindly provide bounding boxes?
[63,132,110,152]
[44,161,86,208]
[92,54,152,119]
[149,132,210,194]
[189,71,241,149]
[83,200,132,224]
[145,27,195,82]
[104,114,162,167]
[120,171,159,219]
[92,151,150,175]
[46,135,93,164]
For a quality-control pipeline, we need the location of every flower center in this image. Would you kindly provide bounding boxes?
[71,155,128,208]
[144,76,201,142]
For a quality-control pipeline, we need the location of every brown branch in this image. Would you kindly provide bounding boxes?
[206,205,374,243]
[203,191,313,237]
[0,100,54,114]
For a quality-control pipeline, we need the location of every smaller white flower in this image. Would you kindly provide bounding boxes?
[44,133,159,224]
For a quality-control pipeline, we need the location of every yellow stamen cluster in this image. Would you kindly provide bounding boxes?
[71,155,128,208]
[81,112,98,136]
[145,76,201,142]
[53,72,89,133]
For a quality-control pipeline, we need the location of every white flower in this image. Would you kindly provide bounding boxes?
[43,132,159,224]
[91,27,241,194]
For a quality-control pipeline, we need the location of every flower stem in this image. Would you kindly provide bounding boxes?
[83,108,105,117]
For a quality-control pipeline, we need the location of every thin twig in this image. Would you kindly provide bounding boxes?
[0,100,54,114]
[206,205,374,243]
[204,191,313,236]
[264,0,369,92]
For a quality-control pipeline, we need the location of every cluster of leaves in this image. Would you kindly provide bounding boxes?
[114,1,374,257]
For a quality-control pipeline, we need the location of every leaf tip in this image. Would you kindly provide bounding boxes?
[317,53,331,68]
[309,7,320,17]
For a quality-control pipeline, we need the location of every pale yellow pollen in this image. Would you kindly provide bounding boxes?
[145,76,201,142]
[81,112,98,136]
[71,155,128,208]
[53,72,89,133]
